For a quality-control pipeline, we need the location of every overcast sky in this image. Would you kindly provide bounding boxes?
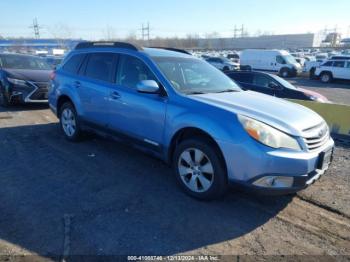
[1,0,350,39]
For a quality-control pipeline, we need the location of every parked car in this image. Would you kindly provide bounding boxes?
[304,54,329,79]
[205,57,240,71]
[315,60,350,83]
[295,57,306,67]
[0,53,52,106]
[240,49,302,78]
[329,55,350,60]
[226,71,329,102]
[49,42,334,200]
[227,53,240,63]
[45,56,64,68]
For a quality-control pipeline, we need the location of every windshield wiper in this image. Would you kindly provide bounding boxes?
[215,89,238,93]
[185,91,207,95]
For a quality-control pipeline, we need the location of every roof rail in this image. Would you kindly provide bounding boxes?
[75,41,143,51]
[149,47,192,55]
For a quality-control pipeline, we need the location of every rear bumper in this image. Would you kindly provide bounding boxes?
[219,137,335,195]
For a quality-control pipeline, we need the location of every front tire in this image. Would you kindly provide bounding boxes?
[309,67,316,79]
[0,89,10,107]
[320,72,333,83]
[173,138,228,200]
[279,68,290,78]
[59,102,82,141]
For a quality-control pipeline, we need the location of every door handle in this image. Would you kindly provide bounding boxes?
[110,91,121,100]
[73,81,81,88]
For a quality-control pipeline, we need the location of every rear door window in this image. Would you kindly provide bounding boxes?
[83,53,117,83]
[229,73,253,83]
[63,54,86,74]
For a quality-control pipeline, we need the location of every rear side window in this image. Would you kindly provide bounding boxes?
[63,54,85,74]
[84,53,116,82]
[229,73,253,84]
[333,61,345,68]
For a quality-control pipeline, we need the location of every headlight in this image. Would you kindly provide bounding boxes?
[7,77,27,87]
[309,95,325,103]
[238,115,301,150]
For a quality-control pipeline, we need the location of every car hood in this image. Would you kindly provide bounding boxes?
[189,91,325,136]
[5,69,51,82]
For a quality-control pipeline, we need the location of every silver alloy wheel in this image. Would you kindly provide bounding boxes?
[61,108,76,137]
[178,148,214,193]
[282,70,288,77]
[321,74,329,82]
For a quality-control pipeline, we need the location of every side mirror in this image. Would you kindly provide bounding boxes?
[136,80,160,94]
[268,82,280,89]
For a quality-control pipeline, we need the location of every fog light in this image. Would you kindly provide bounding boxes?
[253,176,294,188]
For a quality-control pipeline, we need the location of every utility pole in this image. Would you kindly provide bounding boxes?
[233,24,244,38]
[29,18,41,39]
[140,22,150,42]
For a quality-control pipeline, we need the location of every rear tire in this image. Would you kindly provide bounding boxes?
[59,102,82,142]
[172,138,228,200]
[223,66,229,72]
[320,72,333,83]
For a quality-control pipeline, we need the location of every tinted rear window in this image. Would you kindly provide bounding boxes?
[84,53,116,82]
[63,54,85,74]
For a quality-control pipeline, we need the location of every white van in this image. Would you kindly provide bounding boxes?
[240,49,302,77]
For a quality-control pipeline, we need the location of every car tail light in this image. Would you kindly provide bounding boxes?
[50,71,56,80]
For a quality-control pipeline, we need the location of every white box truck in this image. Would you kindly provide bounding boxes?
[240,49,302,78]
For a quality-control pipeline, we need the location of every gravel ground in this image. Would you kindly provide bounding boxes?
[0,105,349,260]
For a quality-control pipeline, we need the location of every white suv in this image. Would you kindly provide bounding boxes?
[205,57,240,71]
[315,60,350,83]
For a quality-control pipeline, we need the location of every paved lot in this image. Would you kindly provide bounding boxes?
[289,77,350,105]
[0,105,349,260]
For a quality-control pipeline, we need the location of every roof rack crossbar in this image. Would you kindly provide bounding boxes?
[149,47,191,55]
[75,41,143,51]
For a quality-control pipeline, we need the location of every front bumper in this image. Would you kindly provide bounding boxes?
[10,81,49,103]
[219,137,335,195]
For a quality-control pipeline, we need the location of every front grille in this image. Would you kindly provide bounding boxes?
[302,122,330,152]
[26,81,49,101]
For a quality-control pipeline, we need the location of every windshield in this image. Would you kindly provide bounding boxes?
[153,57,241,94]
[283,55,297,64]
[0,55,51,70]
[270,74,298,90]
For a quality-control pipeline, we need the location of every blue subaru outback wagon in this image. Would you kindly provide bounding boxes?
[49,42,334,200]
